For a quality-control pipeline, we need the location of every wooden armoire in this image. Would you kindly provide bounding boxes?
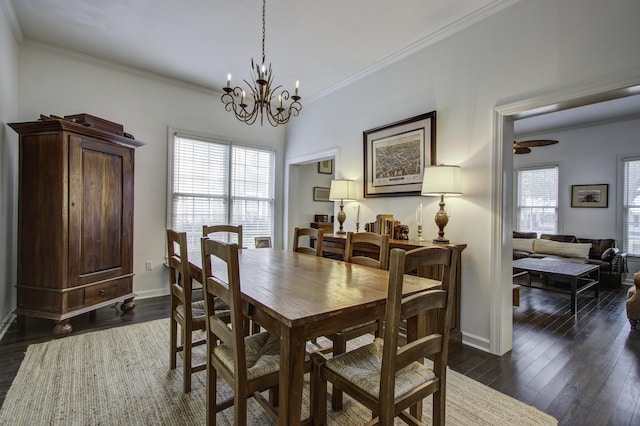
[9,117,144,336]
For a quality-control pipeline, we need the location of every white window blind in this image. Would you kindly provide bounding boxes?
[516,166,559,236]
[623,157,640,256]
[170,134,274,251]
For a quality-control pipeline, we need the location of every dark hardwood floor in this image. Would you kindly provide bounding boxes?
[450,282,640,426]
[1,284,638,425]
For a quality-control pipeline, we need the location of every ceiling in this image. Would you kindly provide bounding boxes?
[6,0,640,133]
[514,93,640,138]
[8,0,501,100]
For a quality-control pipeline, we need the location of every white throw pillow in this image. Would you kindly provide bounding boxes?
[533,239,591,259]
[513,238,535,253]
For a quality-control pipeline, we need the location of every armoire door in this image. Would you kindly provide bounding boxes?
[68,134,134,287]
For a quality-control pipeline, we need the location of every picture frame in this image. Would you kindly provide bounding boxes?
[254,236,272,248]
[314,214,329,223]
[318,159,333,174]
[571,184,609,208]
[313,186,331,202]
[363,111,437,198]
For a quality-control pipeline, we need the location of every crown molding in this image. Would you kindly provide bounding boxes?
[307,0,518,104]
[0,0,23,42]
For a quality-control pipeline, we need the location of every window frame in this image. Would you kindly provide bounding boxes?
[622,156,640,256]
[514,164,560,236]
[167,128,276,250]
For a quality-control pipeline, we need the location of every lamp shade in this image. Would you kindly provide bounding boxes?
[329,179,357,201]
[421,165,462,196]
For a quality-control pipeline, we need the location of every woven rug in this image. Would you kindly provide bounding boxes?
[0,319,556,425]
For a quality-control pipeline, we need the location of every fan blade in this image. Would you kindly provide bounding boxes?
[514,139,558,148]
[514,147,531,154]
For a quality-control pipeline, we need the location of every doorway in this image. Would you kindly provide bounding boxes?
[284,148,339,250]
[490,74,640,355]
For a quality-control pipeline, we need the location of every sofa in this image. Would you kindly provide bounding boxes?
[512,232,627,286]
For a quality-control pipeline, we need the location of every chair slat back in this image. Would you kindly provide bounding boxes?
[380,246,458,410]
[344,232,390,270]
[201,237,246,373]
[293,227,324,256]
[203,224,243,248]
[167,229,191,303]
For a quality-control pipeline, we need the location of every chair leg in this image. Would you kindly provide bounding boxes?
[432,389,446,426]
[183,322,192,393]
[410,400,423,423]
[206,362,217,426]
[169,315,178,370]
[234,388,247,426]
[331,335,346,411]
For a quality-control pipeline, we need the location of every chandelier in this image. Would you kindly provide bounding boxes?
[221,0,302,127]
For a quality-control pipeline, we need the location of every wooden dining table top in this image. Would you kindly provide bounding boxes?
[189,247,440,329]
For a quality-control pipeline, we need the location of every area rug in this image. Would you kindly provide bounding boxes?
[0,319,556,425]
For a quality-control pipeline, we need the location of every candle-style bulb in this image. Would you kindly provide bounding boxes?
[295,80,299,96]
[226,73,231,87]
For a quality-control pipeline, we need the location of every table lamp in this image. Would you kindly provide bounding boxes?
[329,179,356,234]
[421,165,462,243]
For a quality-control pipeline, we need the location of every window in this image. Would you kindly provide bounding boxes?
[169,133,275,251]
[623,157,640,256]
[515,166,559,236]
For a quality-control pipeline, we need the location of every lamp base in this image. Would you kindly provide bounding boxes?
[336,203,347,235]
[433,195,450,244]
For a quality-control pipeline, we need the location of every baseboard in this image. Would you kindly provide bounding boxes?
[461,331,491,353]
[134,288,170,300]
[0,311,16,342]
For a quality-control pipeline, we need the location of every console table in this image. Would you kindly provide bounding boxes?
[313,234,466,349]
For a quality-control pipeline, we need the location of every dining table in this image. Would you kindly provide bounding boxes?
[189,247,440,425]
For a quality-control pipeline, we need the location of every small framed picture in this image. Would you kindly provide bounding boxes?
[254,237,272,248]
[313,186,331,202]
[318,159,333,174]
[571,184,608,208]
[314,214,329,223]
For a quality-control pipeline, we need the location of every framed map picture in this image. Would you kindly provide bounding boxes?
[363,111,436,198]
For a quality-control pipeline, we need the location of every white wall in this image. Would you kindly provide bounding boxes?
[285,0,640,352]
[0,5,19,333]
[514,118,640,239]
[14,43,286,300]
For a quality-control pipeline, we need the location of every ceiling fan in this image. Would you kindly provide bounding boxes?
[513,139,558,154]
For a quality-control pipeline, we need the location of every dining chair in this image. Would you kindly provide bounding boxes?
[167,229,229,393]
[311,245,459,426]
[200,237,312,425]
[344,231,390,270]
[293,227,324,256]
[203,224,243,248]
[327,231,389,410]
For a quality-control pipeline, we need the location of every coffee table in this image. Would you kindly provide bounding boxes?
[513,258,600,314]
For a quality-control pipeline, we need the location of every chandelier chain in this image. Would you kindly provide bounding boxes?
[261,0,266,65]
